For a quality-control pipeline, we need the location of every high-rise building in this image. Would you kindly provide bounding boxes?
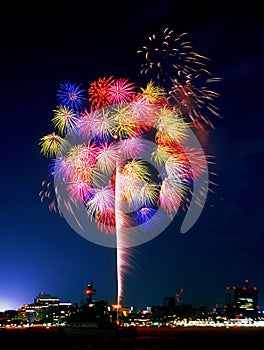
[225,279,259,319]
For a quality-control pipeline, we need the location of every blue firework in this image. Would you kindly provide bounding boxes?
[57,81,87,113]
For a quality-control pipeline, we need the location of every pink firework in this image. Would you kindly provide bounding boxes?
[108,78,137,105]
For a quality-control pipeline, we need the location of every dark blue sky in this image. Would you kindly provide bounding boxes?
[0,1,263,311]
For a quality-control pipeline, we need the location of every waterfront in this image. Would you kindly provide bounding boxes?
[1,326,264,349]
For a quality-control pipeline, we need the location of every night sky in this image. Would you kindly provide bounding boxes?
[0,1,263,312]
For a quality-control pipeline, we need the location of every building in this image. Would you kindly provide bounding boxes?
[18,291,72,324]
[225,279,259,319]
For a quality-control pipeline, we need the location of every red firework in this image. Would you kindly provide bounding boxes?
[167,71,221,129]
[88,76,115,111]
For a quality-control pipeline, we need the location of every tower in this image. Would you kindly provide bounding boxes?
[85,283,96,304]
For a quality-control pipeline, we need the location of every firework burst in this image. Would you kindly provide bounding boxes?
[57,81,86,113]
[138,28,221,129]
[166,71,222,129]
[137,29,209,89]
[39,132,70,158]
[108,78,137,105]
[88,76,115,111]
[52,105,79,136]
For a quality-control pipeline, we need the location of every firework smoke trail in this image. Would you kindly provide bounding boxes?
[114,162,126,307]
[38,30,221,310]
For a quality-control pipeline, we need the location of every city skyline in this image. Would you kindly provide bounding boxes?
[0,278,260,314]
[0,2,263,312]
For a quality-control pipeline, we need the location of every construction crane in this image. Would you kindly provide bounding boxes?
[175,288,184,304]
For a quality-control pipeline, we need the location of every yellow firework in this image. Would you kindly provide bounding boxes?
[155,107,189,143]
[139,81,166,104]
[151,144,172,167]
[39,132,70,158]
[136,182,159,207]
[122,159,151,183]
[52,105,78,135]
[65,145,95,183]
[109,105,137,139]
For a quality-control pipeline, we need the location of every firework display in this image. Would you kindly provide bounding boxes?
[39,28,221,305]
[39,79,208,232]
